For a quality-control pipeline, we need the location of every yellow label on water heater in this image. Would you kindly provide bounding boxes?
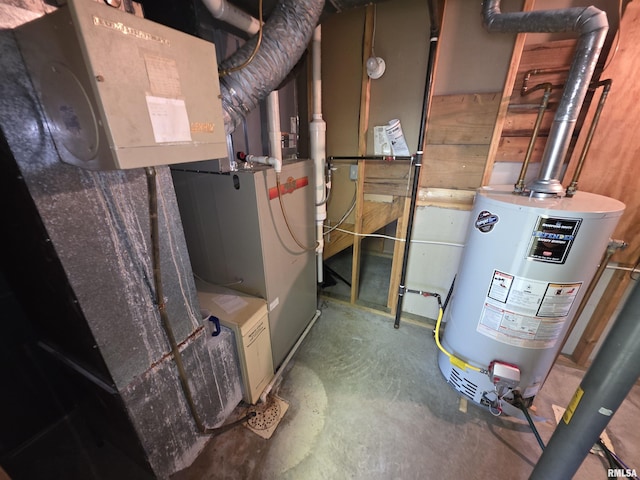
[563,386,584,424]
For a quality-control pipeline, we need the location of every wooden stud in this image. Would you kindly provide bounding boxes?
[481,30,532,183]
[388,197,412,313]
[350,5,375,304]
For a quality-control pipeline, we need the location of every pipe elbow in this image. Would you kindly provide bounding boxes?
[202,0,223,17]
[481,0,501,30]
[270,156,282,174]
[577,6,609,34]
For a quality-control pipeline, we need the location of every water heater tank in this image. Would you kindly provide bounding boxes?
[439,185,625,406]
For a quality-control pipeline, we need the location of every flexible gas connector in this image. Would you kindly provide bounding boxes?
[434,304,483,373]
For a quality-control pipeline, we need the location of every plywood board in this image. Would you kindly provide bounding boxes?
[363,161,414,196]
[422,93,501,190]
[426,93,500,145]
[423,144,489,189]
[494,136,546,163]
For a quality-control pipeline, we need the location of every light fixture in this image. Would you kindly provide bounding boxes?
[366,56,386,79]
[366,4,385,80]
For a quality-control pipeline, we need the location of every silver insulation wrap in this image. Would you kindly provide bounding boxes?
[219,0,324,135]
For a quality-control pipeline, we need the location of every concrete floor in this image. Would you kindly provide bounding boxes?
[172,297,640,480]
[321,247,393,311]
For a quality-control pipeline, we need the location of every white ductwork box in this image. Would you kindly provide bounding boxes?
[196,280,274,405]
[15,0,227,170]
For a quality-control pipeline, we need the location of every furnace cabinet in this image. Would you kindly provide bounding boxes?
[172,159,317,368]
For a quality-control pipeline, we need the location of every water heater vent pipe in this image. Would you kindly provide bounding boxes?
[482,1,608,196]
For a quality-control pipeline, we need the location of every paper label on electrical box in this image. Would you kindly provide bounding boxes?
[374,126,391,155]
[476,269,581,349]
[144,55,183,98]
[145,96,192,143]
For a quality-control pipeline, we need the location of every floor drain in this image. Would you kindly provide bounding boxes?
[247,397,281,430]
[244,395,289,439]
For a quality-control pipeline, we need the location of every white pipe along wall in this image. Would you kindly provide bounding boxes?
[267,91,283,161]
[201,0,260,35]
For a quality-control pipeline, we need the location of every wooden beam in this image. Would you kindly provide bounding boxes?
[426,93,500,145]
[416,187,475,210]
[388,197,412,313]
[350,159,366,303]
[350,5,375,304]
[358,12,373,155]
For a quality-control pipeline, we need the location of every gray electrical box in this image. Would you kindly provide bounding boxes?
[15,0,227,170]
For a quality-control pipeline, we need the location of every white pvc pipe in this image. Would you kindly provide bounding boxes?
[201,0,260,35]
[266,91,283,162]
[310,25,327,284]
[311,26,323,117]
[245,154,281,173]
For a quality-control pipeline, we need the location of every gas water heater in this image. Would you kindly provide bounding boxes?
[438,185,624,407]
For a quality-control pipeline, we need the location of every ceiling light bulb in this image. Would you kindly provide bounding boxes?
[366,56,385,79]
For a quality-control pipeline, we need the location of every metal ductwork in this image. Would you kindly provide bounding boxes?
[218,0,324,135]
[482,1,608,196]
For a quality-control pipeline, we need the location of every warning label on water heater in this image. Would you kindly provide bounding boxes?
[477,269,582,349]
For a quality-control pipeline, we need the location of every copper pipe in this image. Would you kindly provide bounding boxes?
[520,67,568,96]
[566,79,612,196]
[514,83,553,194]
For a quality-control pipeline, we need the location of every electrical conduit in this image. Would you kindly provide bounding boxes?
[310,25,327,283]
[394,0,440,328]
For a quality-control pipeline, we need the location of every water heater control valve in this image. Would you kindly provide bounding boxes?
[489,361,521,389]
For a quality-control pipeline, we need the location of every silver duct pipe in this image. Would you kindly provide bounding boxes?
[483,1,608,196]
[218,0,324,135]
